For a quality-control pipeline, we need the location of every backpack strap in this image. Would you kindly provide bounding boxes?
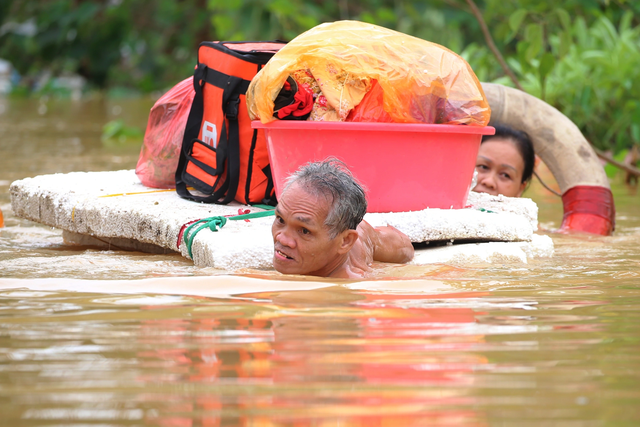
[175,63,252,204]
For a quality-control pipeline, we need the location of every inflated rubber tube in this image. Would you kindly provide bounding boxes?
[481,82,615,235]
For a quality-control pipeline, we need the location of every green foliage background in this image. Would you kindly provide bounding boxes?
[1,0,639,153]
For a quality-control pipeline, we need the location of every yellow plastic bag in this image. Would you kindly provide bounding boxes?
[247,20,491,126]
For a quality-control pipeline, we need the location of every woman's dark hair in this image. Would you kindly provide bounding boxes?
[482,124,535,184]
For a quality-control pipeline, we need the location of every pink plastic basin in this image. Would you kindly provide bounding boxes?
[252,121,495,212]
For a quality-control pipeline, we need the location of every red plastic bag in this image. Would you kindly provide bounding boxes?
[136,77,195,188]
[347,80,394,123]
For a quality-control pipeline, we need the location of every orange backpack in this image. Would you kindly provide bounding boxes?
[175,41,286,205]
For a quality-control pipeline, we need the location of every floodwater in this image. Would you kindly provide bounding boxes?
[1,96,640,426]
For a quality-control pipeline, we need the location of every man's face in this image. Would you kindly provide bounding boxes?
[272,182,345,276]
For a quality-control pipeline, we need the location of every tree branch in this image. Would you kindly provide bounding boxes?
[591,146,640,177]
[464,0,525,92]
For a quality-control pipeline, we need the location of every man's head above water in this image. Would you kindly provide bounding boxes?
[286,158,367,237]
[272,159,366,276]
[272,158,414,278]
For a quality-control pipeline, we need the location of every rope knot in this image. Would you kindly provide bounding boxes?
[207,216,227,231]
[179,206,276,260]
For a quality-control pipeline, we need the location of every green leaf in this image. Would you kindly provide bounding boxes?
[295,14,318,31]
[604,150,626,177]
[376,7,397,23]
[360,12,376,24]
[599,15,618,48]
[555,8,571,32]
[620,11,633,33]
[497,21,514,43]
[101,119,143,144]
[508,9,528,33]
[208,0,241,10]
[574,17,589,47]
[558,31,572,57]
[581,50,608,64]
[631,125,640,143]
[538,52,555,80]
[524,23,543,61]
[102,119,124,140]
[631,102,640,122]
[516,41,533,73]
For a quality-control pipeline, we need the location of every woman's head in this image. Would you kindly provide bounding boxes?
[473,125,535,197]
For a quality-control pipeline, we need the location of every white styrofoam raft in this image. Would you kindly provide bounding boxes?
[10,169,553,270]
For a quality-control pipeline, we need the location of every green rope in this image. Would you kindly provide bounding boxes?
[477,207,496,213]
[184,208,276,259]
[250,203,276,211]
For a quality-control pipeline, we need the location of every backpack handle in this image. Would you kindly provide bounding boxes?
[175,64,251,204]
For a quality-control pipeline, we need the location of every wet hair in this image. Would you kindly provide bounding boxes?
[482,124,535,184]
[283,158,367,238]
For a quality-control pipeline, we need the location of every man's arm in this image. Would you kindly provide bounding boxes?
[358,221,414,264]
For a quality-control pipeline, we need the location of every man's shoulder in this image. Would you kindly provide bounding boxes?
[350,221,376,266]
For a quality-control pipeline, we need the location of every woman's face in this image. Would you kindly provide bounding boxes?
[473,137,527,198]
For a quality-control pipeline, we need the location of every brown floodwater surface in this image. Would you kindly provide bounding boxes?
[1,97,639,426]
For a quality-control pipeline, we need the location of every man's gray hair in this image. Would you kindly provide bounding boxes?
[283,158,367,238]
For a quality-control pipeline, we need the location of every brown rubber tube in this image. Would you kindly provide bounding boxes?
[481,82,615,235]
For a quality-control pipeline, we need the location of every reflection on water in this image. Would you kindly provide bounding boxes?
[2,285,639,426]
[1,98,640,425]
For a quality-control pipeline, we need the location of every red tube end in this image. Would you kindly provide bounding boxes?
[560,186,615,236]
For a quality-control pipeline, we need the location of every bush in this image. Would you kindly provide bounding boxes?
[509,13,640,152]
